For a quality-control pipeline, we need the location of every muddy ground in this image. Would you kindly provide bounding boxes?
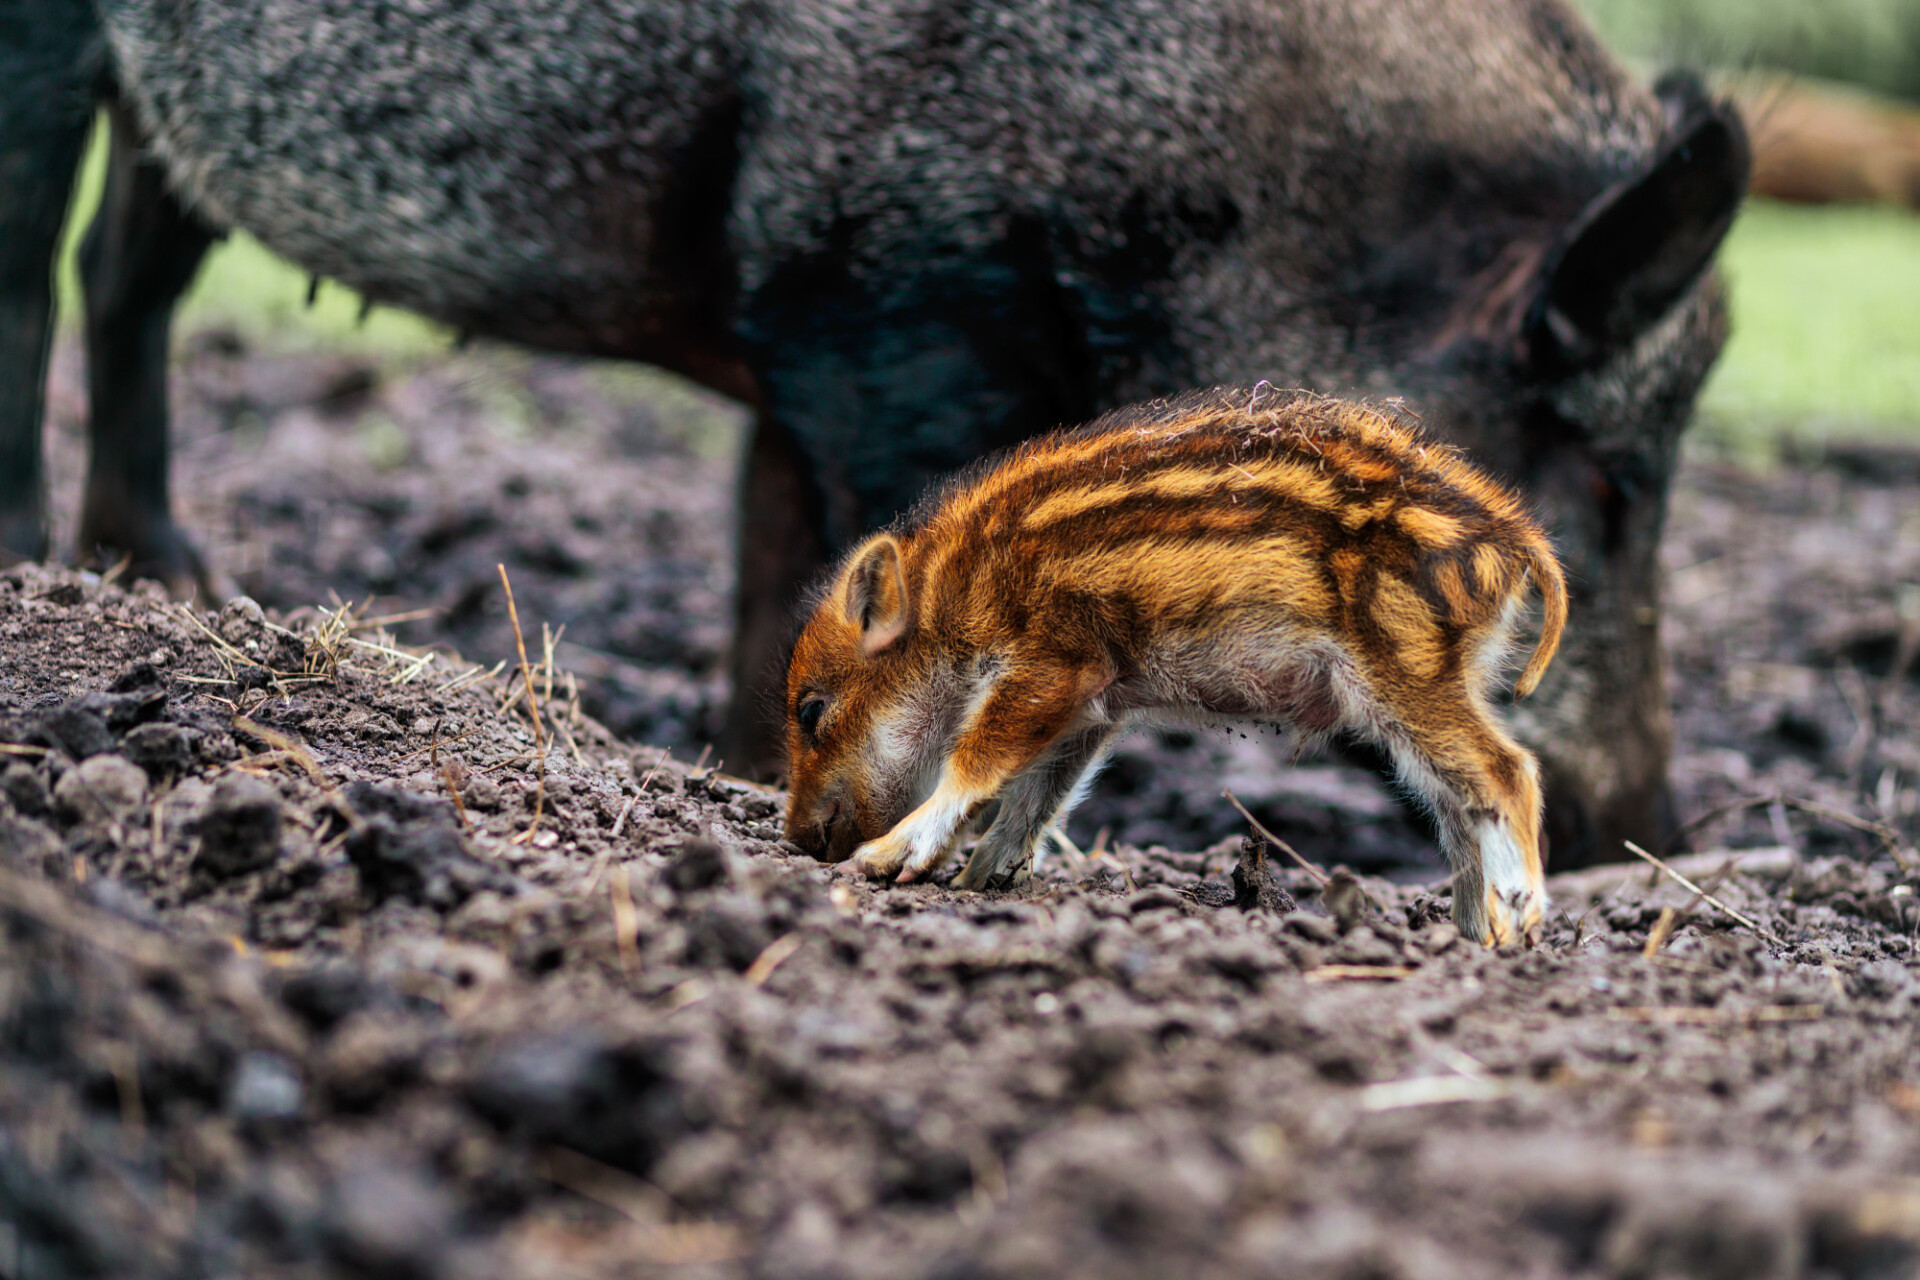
[4,336,1919,1278]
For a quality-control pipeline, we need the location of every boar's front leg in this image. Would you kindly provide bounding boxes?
[732,250,1102,777]
[0,8,95,567]
[723,411,828,780]
[73,101,219,597]
[953,725,1116,892]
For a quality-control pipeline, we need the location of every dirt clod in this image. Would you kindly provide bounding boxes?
[343,781,513,909]
[52,753,147,826]
[196,773,285,876]
[122,721,195,779]
[665,835,732,893]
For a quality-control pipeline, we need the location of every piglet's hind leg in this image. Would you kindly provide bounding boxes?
[1374,691,1547,946]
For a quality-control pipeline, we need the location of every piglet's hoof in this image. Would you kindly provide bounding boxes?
[840,839,910,883]
[953,853,1030,893]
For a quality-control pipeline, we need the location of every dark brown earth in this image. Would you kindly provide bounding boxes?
[5,335,1919,1278]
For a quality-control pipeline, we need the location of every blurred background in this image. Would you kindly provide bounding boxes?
[1583,0,1920,449]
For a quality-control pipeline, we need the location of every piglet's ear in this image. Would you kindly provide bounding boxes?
[842,535,912,658]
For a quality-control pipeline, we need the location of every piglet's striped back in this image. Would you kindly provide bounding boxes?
[902,388,1566,697]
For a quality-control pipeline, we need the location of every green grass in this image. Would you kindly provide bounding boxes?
[1698,200,1920,447]
[1577,0,1920,101]
[54,117,1920,446]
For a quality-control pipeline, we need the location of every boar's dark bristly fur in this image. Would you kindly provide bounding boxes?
[0,0,1748,867]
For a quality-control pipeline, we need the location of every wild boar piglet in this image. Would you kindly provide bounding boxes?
[782,389,1567,945]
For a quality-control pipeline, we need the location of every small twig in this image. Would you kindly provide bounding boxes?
[1782,797,1913,872]
[351,607,438,630]
[1571,900,1602,948]
[662,977,712,1014]
[1357,1075,1513,1111]
[539,1145,671,1225]
[388,728,480,764]
[557,715,585,769]
[1306,964,1417,983]
[99,551,133,589]
[436,659,505,696]
[540,622,563,712]
[1665,793,1776,854]
[440,763,473,833]
[1041,823,1082,877]
[1668,859,1740,935]
[1623,841,1786,946]
[609,866,640,980]
[1224,790,1330,887]
[1667,792,1912,871]
[583,846,614,895]
[150,796,166,864]
[173,604,267,669]
[0,743,49,758]
[535,1148,744,1264]
[343,634,432,664]
[232,715,330,789]
[743,933,803,987]
[1815,943,1848,1001]
[637,749,671,784]
[230,748,298,775]
[610,793,640,841]
[1642,906,1678,958]
[498,564,547,846]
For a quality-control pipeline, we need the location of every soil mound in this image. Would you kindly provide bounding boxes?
[3,560,1919,1278]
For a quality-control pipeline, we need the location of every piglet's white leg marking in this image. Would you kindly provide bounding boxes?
[847,765,993,882]
[1476,818,1546,946]
[1359,679,1544,947]
[850,658,1104,886]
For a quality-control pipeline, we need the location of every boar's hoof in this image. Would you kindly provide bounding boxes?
[77,508,233,603]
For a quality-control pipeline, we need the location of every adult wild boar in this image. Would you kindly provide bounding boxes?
[0,0,1746,866]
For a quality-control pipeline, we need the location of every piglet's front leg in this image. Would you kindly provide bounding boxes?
[845,662,1095,884]
[954,725,1116,891]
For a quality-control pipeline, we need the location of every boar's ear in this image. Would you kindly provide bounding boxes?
[842,535,912,657]
[1525,82,1750,375]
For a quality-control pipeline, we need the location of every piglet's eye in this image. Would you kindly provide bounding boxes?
[796,697,827,738]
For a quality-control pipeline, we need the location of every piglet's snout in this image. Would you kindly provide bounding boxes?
[786,797,863,863]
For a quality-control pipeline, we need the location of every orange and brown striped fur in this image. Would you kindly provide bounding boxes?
[782,388,1567,945]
